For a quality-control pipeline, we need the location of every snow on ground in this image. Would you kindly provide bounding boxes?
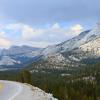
[14,83,57,100]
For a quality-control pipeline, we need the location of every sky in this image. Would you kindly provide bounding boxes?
[0,0,99,48]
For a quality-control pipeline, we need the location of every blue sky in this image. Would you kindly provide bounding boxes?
[0,0,99,48]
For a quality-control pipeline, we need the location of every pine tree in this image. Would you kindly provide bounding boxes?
[18,70,32,84]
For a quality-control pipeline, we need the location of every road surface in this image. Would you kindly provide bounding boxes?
[0,80,57,100]
[0,80,22,100]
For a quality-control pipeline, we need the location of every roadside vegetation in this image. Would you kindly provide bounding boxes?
[0,63,100,100]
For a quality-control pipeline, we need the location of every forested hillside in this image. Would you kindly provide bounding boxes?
[0,62,100,100]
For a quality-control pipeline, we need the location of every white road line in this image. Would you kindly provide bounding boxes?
[0,80,23,100]
[8,82,23,100]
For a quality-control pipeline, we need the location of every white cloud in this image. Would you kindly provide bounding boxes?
[0,38,11,48]
[0,31,5,37]
[0,23,84,48]
[16,23,83,42]
[21,25,44,40]
[51,23,60,29]
[0,31,11,48]
[70,24,83,35]
[6,23,22,30]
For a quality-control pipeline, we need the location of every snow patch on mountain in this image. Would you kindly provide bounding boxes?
[80,37,100,56]
[37,23,100,68]
[44,53,65,63]
[0,56,21,66]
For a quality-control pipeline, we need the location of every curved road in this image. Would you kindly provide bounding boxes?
[0,80,22,100]
[0,80,57,100]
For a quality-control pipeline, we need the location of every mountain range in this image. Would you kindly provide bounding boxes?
[0,45,42,70]
[28,23,100,70]
[0,23,100,70]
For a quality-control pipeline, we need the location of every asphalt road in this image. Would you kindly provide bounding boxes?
[0,80,22,100]
[0,80,57,100]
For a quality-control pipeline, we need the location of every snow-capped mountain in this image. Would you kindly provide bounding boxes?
[43,23,100,54]
[0,45,41,69]
[1,23,100,70]
[29,23,100,69]
[0,45,40,56]
[0,56,21,66]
